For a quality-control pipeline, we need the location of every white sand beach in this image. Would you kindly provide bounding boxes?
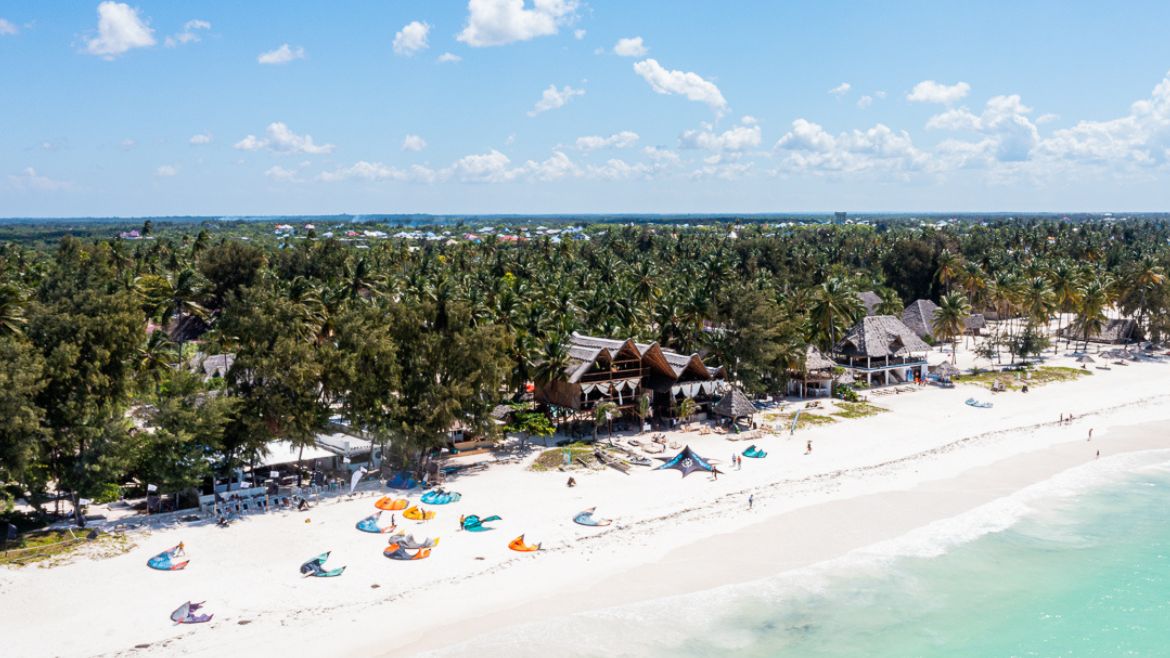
[4,348,1170,658]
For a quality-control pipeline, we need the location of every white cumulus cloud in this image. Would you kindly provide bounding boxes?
[575,131,639,150]
[402,134,428,151]
[573,28,586,40]
[528,84,585,116]
[633,59,727,115]
[189,133,212,145]
[437,52,462,63]
[927,94,1039,162]
[613,36,647,57]
[84,2,156,60]
[234,122,334,155]
[775,119,926,173]
[8,167,71,191]
[1,18,19,35]
[828,82,851,97]
[679,116,761,151]
[457,0,579,47]
[165,18,210,47]
[258,43,305,65]
[857,95,873,109]
[907,80,971,104]
[393,20,430,56]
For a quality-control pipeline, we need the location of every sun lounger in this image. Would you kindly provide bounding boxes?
[643,442,665,454]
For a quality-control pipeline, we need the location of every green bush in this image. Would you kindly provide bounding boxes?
[91,483,122,505]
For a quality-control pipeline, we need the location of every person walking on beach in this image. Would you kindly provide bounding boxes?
[805,439,812,455]
[748,494,754,510]
[1096,450,1100,459]
[1088,428,1094,441]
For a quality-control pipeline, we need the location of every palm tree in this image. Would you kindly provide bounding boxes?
[933,293,972,364]
[138,330,177,397]
[808,276,861,352]
[875,288,903,315]
[1122,256,1166,336]
[676,397,697,427]
[935,249,963,295]
[593,401,618,441]
[1074,278,1111,353]
[1047,261,1082,352]
[636,394,651,433]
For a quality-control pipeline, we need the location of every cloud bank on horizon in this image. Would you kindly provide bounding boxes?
[3,0,1170,215]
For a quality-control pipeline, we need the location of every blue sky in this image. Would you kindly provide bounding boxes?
[3,0,1170,216]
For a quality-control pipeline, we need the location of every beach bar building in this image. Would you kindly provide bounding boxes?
[535,332,726,419]
[832,315,930,387]
[787,344,837,399]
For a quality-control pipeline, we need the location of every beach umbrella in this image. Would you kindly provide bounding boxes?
[1075,354,1095,363]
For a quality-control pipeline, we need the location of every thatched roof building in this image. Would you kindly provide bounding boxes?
[835,315,930,358]
[535,333,725,414]
[902,299,941,338]
[1057,318,1138,344]
[857,291,882,316]
[803,344,836,371]
[712,387,756,420]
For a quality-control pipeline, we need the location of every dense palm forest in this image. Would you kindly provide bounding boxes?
[1,218,1168,525]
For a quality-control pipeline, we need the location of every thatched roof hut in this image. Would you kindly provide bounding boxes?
[902,299,941,338]
[857,291,882,316]
[964,313,987,332]
[712,387,756,420]
[803,344,835,371]
[835,315,930,358]
[1057,318,1138,344]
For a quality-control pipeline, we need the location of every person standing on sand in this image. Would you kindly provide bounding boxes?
[806,439,812,455]
[749,494,754,509]
[1096,450,1100,459]
[1088,428,1094,441]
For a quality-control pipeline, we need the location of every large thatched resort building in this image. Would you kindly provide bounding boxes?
[535,333,727,421]
[833,315,931,387]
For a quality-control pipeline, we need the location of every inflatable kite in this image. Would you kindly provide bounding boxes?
[170,601,213,624]
[420,489,462,505]
[300,551,346,577]
[508,535,541,552]
[148,544,189,571]
[389,533,440,549]
[384,543,431,560]
[356,511,397,534]
[573,507,612,527]
[742,445,767,459]
[656,445,720,478]
[403,505,435,522]
[461,514,501,532]
[374,496,408,511]
[386,472,418,490]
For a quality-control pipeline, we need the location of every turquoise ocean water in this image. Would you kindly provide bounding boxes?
[430,450,1170,657]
